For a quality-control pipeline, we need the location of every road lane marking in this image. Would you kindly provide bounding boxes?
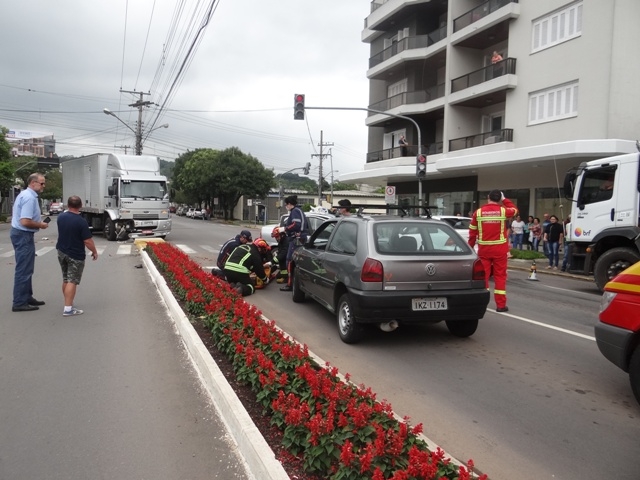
[36,246,55,256]
[117,245,131,255]
[176,244,197,254]
[489,309,595,341]
[200,245,217,253]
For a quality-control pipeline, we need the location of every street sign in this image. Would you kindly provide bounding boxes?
[385,186,396,204]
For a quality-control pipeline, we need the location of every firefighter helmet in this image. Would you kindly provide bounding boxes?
[253,237,271,255]
[271,226,281,240]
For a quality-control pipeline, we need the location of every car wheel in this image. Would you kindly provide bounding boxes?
[292,267,305,303]
[337,293,364,344]
[630,347,640,406]
[594,248,640,291]
[446,319,479,338]
[104,218,116,241]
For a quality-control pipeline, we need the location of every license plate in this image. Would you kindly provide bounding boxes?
[142,229,153,234]
[137,221,154,226]
[412,297,448,311]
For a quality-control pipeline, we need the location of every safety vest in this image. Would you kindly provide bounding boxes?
[224,245,253,274]
[475,206,509,246]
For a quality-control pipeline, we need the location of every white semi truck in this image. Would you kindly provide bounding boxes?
[563,151,640,290]
[62,153,172,241]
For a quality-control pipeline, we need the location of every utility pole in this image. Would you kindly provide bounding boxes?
[120,89,152,155]
[311,130,333,206]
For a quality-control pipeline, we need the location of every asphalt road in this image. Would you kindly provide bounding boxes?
[0,219,249,480]
[4,214,638,480]
[171,216,640,480]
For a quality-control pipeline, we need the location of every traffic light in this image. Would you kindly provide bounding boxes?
[294,93,305,120]
[416,154,427,178]
[303,162,311,175]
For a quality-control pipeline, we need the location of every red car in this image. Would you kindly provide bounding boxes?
[595,261,640,404]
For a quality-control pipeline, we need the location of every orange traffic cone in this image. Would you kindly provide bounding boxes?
[528,260,539,281]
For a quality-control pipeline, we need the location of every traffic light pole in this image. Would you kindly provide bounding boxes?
[304,106,423,206]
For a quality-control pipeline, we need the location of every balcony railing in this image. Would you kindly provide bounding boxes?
[366,143,442,163]
[369,27,447,68]
[453,0,519,32]
[450,58,516,93]
[449,129,513,152]
[370,0,388,13]
[368,84,445,116]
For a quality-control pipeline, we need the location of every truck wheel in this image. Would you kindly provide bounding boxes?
[104,218,117,241]
[446,319,479,338]
[630,348,640,406]
[337,293,364,344]
[291,267,305,303]
[594,248,640,290]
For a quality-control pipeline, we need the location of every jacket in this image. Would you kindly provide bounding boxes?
[223,244,267,280]
[468,198,518,249]
[217,235,242,269]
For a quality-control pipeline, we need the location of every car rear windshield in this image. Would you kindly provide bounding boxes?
[374,222,470,255]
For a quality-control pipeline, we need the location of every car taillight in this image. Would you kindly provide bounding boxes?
[361,257,383,282]
[472,259,485,281]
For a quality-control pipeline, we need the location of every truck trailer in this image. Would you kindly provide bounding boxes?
[62,153,171,240]
[563,151,640,290]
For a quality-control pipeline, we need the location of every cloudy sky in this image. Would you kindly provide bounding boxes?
[1,0,371,180]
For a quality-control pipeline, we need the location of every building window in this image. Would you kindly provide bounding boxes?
[532,1,582,52]
[528,81,578,125]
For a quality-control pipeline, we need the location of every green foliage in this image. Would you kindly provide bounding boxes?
[278,172,317,194]
[509,249,547,260]
[173,147,274,220]
[159,158,174,180]
[41,167,62,201]
[0,126,12,162]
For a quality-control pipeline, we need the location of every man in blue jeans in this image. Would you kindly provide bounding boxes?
[10,173,49,312]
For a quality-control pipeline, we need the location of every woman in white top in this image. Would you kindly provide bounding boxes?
[511,215,526,250]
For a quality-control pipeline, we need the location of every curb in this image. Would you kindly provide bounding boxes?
[507,258,595,282]
[140,247,290,480]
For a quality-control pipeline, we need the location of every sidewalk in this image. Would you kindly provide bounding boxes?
[507,257,595,283]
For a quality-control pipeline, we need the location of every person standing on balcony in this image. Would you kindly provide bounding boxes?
[491,50,504,78]
[398,135,408,157]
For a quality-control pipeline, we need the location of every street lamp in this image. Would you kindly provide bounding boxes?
[103,108,168,155]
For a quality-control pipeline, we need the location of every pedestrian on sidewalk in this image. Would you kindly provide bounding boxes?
[10,172,49,312]
[511,215,525,250]
[469,190,518,313]
[543,215,564,270]
[56,195,98,316]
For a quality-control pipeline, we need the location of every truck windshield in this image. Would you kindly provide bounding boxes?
[121,181,167,200]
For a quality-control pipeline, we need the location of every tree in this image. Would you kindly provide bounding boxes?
[175,147,274,220]
[0,126,15,213]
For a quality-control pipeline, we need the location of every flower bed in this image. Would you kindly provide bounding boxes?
[146,242,488,480]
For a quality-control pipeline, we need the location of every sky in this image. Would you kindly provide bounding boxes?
[1,0,371,181]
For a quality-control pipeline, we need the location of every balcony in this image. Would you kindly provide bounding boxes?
[451,58,516,93]
[368,84,445,116]
[369,28,447,69]
[449,129,513,152]
[366,143,442,163]
[453,0,519,32]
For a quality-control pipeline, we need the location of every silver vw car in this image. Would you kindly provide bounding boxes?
[289,214,489,343]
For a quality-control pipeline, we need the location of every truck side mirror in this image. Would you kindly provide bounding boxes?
[108,186,114,196]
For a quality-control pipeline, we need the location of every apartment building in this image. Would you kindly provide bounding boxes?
[342,0,640,218]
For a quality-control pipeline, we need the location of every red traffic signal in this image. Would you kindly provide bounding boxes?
[416,154,427,178]
[294,93,305,120]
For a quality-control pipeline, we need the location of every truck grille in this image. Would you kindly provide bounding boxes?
[133,214,159,220]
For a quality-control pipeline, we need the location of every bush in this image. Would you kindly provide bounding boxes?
[509,249,546,260]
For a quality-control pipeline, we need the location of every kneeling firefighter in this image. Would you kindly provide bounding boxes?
[223,238,271,296]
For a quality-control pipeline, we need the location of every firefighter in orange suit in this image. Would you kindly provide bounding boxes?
[468,189,518,313]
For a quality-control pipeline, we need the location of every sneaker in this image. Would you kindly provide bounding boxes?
[553,266,558,270]
[280,285,293,292]
[496,306,509,313]
[546,266,552,269]
[63,307,84,316]
[276,277,286,284]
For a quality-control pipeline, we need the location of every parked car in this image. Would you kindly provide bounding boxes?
[169,205,177,213]
[192,208,204,219]
[176,206,185,216]
[595,260,640,405]
[261,211,335,248]
[186,207,197,218]
[431,216,472,242]
[288,214,490,343]
[49,202,63,215]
